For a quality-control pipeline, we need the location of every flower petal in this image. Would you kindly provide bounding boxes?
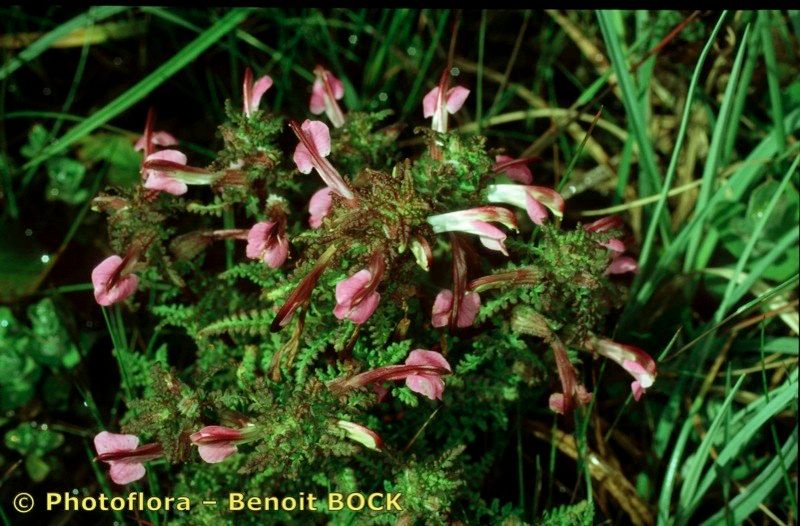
[422,86,440,118]
[493,155,532,184]
[245,222,272,260]
[301,119,331,158]
[606,256,639,275]
[445,86,470,114]
[264,236,289,269]
[309,187,333,228]
[525,195,549,225]
[456,291,480,327]
[334,270,373,304]
[144,170,188,196]
[250,75,273,113]
[91,256,139,306]
[108,461,146,485]
[310,79,326,114]
[405,349,451,371]
[94,431,139,456]
[406,374,444,400]
[197,443,237,463]
[431,290,454,328]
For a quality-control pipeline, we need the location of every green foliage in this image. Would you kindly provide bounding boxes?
[536,500,594,526]
[4,422,65,482]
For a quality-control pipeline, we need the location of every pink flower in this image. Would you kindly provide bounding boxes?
[134,131,177,152]
[492,155,540,184]
[431,289,480,328]
[93,431,162,485]
[487,184,565,225]
[91,255,139,306]
[333,255,385,324]
[549,338,593,414]
[143,149,189,195]
[337,420,382,451]
[605,256,639,275]
[328,350,452,401]
[246,221,288,269]
[189,425,244,463]
[423,70,470,133]
[593,338,657,401]
[585,216,626,253]
[310,65,346,128]
[290,119,354,199]
[308,187,333,228]
[427,206,518,255]
[404,349,452,400]
[242,67,273,118]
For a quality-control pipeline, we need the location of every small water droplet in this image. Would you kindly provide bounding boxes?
[43,87,52,96]
[25,228,33,236]
[113,57,123,66]
[41,254,50,264]
[407,46,417,56]
[378,92,388,102]
[0,320,9,328]
[41,423,48,431]
[72,489,79,495]
[450,67,460,77]
[348,34,358,45]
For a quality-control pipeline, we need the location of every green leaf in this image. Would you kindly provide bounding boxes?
[25,454,51,482]
[4,423,64,456]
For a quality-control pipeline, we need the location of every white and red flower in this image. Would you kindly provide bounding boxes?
[487,184,565,225]
[310,65,346,128]
[246,221,288,269]
[593,338,657,401]
[328,349,453,401]
[492,155,539,184]
[423,70,470,133]
[333,255,385,325]
[242,67,273,118]
[134,131,177,152]
[143,149,189,195]
[427,206,518,255]
[431,289,480,328]
[189,425,245,464]
[93,431,162,485]
[91,255,139,306]
[291,119,354,199]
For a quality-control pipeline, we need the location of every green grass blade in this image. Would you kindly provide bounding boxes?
[682,24,751,273]
[596,11,663,197]
[758,11,786,151]
[631,12,728,294]
[0,6,128,81]
[675,375,745,524]
[627,108,800,319]
[690,379,798,513]
[22,8,252,170]
[700,427,798,526]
